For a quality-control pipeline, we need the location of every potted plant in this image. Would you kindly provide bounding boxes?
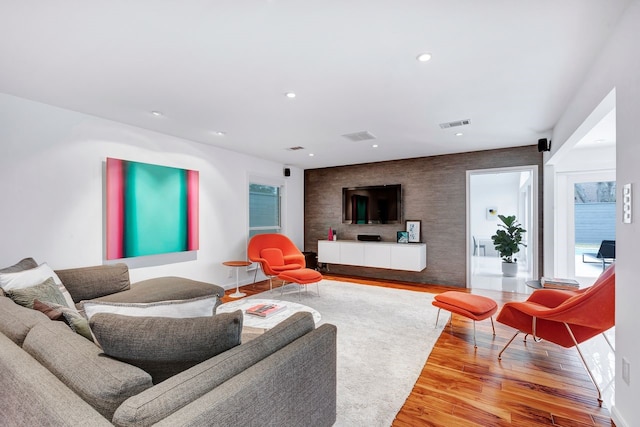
[491,214,527,277]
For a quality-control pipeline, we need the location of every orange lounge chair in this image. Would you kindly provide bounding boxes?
[496,264,615,406]
[247,234,306,291]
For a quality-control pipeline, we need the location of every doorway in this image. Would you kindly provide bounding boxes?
[466,165,538,292]
[555,171,616,283]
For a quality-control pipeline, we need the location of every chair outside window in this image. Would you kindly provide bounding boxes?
[582,239,616,271]
[473,236,486,256]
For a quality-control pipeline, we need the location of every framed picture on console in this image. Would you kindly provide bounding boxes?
[397,231,409,243]
[405,220,421,243]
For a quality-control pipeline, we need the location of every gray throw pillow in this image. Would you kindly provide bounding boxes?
[90,310,243,383]
[0,257,38,273]
[6,277,68,309]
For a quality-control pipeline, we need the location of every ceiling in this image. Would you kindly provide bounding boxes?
[0,1,629,169]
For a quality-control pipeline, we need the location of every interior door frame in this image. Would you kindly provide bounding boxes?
[466,165,539,288]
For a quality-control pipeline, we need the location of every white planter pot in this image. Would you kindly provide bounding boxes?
[502,262,518,277]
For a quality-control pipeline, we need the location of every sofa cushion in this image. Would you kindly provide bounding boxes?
[0,263,75,308]
[5,277,69,309]
[82,295,220,319]
[22,320,153,420]
[0,295,50,345]
[112,311,315,427]
[87,276,224,304]
[55,263,130,303]
[90,310,243,384]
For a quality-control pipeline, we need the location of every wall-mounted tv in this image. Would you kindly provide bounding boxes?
[342,184,402,224]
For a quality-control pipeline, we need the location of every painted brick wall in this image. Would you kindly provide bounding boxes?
[304,145,543,287]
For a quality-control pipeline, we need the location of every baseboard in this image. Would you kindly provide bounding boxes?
[611,405,628,427]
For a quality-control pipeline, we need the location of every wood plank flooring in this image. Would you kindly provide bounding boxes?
[222,275,612,427]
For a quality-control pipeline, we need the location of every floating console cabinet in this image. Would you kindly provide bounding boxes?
[318,240,426,272]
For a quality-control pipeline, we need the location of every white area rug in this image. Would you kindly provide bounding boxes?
[249,280,444,426]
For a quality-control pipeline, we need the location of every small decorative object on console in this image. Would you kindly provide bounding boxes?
[246,303,287,318]
[397,231,409,243]
[405,220,421,243]
[540,277,580,290]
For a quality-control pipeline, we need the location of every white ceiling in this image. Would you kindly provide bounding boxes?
[0,1,629,169]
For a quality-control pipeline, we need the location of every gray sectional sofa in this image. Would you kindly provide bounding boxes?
[0,259,337,426]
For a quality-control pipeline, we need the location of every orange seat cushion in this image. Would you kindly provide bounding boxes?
[271,264,303,272]
[432,291,497,321]
[260,248,285,266]
[278,268,323,284]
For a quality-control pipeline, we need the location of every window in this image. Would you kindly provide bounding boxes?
[249,182,282,238]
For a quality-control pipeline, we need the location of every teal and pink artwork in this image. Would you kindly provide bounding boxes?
[106,158,199,259]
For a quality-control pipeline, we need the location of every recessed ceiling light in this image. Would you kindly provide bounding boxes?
[213,131,226,136]
[455,132,463,136]
[416,53,432,62]
[151,111,163,117]
[285,92,296,98]
[372,144,379,148]
[309,153,314,157]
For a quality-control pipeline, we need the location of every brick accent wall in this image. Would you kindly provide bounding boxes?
[304,145,543,287]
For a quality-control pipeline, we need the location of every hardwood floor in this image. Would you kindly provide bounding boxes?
[223,275,612,427]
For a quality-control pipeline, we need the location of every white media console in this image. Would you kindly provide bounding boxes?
[317,240,426,272]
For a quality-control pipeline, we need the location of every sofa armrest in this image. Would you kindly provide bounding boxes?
[155,323,337,427]
[0,333,111,426]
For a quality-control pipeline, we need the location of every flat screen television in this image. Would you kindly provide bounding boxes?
[342,184,402,224]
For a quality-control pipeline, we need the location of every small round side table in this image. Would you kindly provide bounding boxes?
[223,261,252,298]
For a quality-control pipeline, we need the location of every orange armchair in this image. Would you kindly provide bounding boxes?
[496,264,615,406]
[247,234,306,291]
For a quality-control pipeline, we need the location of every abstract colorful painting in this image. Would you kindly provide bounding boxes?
[106,158,199,259]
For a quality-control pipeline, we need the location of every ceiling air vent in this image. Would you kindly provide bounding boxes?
[342,131,376,142]
[286,146,305,151]
[439,119,471,129]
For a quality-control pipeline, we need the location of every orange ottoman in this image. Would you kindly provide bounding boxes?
[278,268,323,298]
[432,291,498,348]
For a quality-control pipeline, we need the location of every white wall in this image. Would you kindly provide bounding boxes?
[547,1,640,425]
[0,93,304,289]
[470,172,521,240]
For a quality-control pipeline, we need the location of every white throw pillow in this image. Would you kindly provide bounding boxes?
[0,263,76,309]
[82,295,219,320]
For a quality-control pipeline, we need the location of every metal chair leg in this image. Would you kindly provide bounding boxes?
[563,322,604,407]
[435,308,442,328]
[498,330,521,360]
[490,316,496,336]
[602,331,615,353]
[473,320,477,348]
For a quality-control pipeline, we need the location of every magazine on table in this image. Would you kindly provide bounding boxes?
[540,277,580,289]
[246,303,287,318]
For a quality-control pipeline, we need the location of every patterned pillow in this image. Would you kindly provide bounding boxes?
[32,299,93,341]
[90,310,243,383]
[32,299,64,320]
[5,278,69,309]
[0,263,76,309]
